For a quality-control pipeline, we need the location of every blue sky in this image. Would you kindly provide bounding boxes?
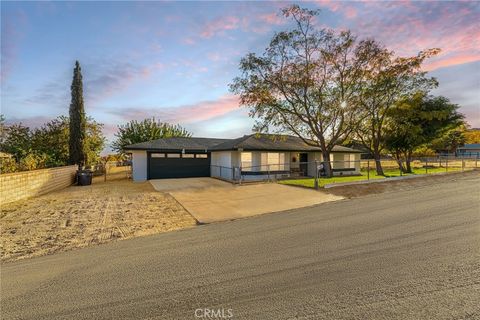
[1,1,479,152]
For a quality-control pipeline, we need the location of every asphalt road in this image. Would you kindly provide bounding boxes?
[2,172,479,320]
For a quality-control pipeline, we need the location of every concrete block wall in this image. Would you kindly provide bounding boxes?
[0,165,77,204]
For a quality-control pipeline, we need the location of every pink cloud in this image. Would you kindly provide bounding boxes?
[257,12,284,25]
[110,94,240,124]
[201,16,240,38]
[344,6,357,19]
[182,37,196,45]
[424,54,480,71]
[316,0,341,12]
[341,1,480,71]
[315,0,359,20]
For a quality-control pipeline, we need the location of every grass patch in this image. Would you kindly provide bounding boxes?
[279,166,463,188]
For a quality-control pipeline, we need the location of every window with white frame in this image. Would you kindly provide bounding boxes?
[350,154,356,168]
[266,152,285,171]
[241,152,252,171]
[343,154,356,168]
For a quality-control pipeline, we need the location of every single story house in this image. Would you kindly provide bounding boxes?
[457,144,480,158]
[124,134,362,182]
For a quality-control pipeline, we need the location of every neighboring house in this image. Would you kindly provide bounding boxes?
[456,144,480,157]
[124,134,362,182]
[342,140,373,159]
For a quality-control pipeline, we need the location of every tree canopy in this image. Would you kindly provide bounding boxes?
[385,93,464,172]
[0,115,105,173]
[0,119,31,162]
[231,5,387,175]
[354,43,439,175]
[112,118,192,153]
[230,5,444,176]
[464,129,480,144]
[32,116,105,167]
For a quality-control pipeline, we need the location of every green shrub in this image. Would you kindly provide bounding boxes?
[0,157,18,173]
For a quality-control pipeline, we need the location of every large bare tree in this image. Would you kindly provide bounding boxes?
[230,5,383,176]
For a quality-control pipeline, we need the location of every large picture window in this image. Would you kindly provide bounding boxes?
[241,152,252,171]
[266,152,285,171]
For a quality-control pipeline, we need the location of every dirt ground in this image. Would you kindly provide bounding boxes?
[0,179,196,263]
[324,170,479,198]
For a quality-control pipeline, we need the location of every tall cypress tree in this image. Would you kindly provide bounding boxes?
[68,61,87,166]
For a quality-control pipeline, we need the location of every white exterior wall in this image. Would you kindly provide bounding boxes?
[240,151,291,181]
[129,148,359,182]
[211,151,234,180]
[290,152,300,169]
[352,153,361,173]
[331,153,361,176]
[307,152,323,176]
[231,151,241,168]
[131,150,147,181]
[331,153,344,169]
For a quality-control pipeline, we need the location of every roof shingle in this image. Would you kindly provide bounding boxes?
[124,137,231,151]
[124,134,362,153]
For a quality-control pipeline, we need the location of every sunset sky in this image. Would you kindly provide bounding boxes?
[1,1,479,152]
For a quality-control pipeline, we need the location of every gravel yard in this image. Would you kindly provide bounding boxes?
[1,179,197,262]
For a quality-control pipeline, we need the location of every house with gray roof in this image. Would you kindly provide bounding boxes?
[124,134,362,181]
[456,144,480,157]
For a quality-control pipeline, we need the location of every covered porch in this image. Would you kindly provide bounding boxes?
[210,151,361,182]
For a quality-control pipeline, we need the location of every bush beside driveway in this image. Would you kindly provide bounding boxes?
[0,179,196,262]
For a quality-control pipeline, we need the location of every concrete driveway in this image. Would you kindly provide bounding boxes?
[150,178,342,223]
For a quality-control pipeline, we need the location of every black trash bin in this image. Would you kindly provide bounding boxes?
[77,170,93,186]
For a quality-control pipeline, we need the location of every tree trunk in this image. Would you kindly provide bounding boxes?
[373,152,384,176]
[322,151,333,178]
[405,160,412,173]
[405,151,413,173]
[394,150,406,173]
[396,159,406,173]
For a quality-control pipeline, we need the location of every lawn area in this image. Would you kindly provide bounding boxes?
[279,166,464,188]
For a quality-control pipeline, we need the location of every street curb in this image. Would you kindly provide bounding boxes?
[324,170,474,188]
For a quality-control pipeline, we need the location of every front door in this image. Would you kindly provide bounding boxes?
[299,153,308,176]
